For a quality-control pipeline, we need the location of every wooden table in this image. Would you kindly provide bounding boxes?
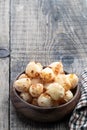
[0,0,87,129]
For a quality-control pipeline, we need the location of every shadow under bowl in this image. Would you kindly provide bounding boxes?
[10,71,81,122]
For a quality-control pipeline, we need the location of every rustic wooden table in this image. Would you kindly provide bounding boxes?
[0,0,87,129]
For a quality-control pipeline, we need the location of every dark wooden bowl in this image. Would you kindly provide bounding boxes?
[11,71,81,122]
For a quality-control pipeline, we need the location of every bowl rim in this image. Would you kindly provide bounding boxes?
[12,70,81,110]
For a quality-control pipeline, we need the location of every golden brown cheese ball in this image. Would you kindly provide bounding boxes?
[18,73,29,79]
[67,74,79,89]
[55,74,71,91]
[25,61,43,78]
[46,83,65,100]
[13,78,31,92]
[49,61,64,75]
[55,74,78,91]
[38,93,53,107]
[29,83,44,97]
[40,67,55,83]
[64,90,73,102]
[60,74,78,91]
[55,74,66,85]
[31,78,43,85]
[20,92,32,103]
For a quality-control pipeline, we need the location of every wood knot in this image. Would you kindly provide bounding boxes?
[0,48,10,58]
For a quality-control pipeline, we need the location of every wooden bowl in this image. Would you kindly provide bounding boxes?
[11,71,81,122]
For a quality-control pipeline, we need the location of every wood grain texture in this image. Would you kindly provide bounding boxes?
[0,59,9,130]
[10,0,87,130]
[0,0,9,130]
[0,0,9,48]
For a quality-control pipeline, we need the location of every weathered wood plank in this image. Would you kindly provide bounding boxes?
[0,0,9,48]
[10,0,87,130]
[0,58,9,130]
[0,0,9,129]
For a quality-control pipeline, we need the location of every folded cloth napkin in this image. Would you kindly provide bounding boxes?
[69,68,87,130]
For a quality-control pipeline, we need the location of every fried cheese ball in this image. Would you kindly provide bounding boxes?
[46,83,65,100]
[13,78,31,92]
[38,93,53,107]
[55,74,71,91]
[64,90,73,102]
[31,78,43,85]
[29,83,44,97]
[62,74,78,91]
[18,73,29,79]
[40,67,55,83]
[67,74,79,89]
[20,92,32,103]
[25,61,43,78]
[49,61,64,75]
[55,74,66,85]
[55,74,78,91]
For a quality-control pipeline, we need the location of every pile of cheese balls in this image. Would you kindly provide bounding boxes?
[13,61,79,107]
